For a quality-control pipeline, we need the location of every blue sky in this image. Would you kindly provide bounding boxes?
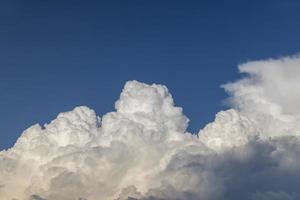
[1,0,300,150]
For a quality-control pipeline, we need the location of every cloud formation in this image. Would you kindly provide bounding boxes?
[1,56,300,200]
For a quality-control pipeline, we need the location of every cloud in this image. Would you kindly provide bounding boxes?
[1,56,300,200]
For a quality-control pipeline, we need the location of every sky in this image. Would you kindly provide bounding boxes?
[1,1,300,200]
[1,0,300,150]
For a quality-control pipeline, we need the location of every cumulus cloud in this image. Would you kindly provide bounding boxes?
[1,56,300,200]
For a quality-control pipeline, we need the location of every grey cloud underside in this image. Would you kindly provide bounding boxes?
[1,56,300,200]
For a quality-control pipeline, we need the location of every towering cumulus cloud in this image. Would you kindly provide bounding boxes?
[1,56,300,200]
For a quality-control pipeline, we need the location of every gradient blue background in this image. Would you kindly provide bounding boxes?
[1,0,300,149]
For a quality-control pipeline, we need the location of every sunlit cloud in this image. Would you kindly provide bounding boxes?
[1,56,300,200]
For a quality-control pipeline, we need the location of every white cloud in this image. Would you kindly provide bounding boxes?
[1,56,300,200]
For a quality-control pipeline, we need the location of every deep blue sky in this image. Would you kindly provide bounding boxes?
[1,0,300,150]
